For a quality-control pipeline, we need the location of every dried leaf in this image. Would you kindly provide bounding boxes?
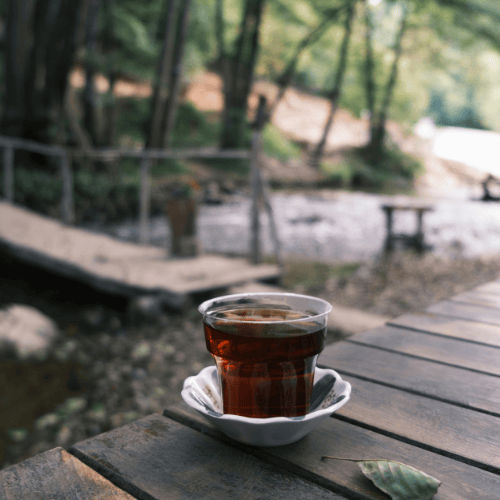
[322,456,441,500]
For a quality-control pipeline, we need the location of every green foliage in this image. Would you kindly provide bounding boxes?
[14,167,62,206]
[262,124,301,161]
[170,102,217,147]
[74,167,141,221]
[320,141,423,192]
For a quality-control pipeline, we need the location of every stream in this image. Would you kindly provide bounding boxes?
[82,190,500,263]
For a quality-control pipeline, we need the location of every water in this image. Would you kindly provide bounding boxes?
[83,190,500,264]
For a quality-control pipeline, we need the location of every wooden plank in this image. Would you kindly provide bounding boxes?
[388,313,500,348]
[0,202,280,309]
[319,341,500,416]
[335,377,500,472]
[450,290,500,309]
[474,281,500,296]
[0,135,251,160]
[71,413,346,500]
[0,447,134,500]
[428,299,500,326]
[347,325,500,377]
[165,402,500,500]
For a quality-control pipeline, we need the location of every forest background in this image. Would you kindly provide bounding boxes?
[2,0,500,222]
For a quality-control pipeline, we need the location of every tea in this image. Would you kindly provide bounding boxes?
[203,307,326,418]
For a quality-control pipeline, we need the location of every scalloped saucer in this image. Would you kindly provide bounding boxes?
[181,365,351,446]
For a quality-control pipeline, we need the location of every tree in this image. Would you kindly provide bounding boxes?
[267,3,351,121]
[219,0,266,150]
[2,0,86,146]
[363,0,409,157]
[83,0,102,146]
[161,0,192,148]
[309,2,356,168]
[147,0,179,149]
[101,0,119,147]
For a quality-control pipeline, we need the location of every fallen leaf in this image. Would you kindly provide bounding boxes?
[322,456,441,500]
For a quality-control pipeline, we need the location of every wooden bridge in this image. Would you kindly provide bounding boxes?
[0,202,280,309]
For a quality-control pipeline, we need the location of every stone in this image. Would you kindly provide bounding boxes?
[0,304,58,359]
[127,295,164,324]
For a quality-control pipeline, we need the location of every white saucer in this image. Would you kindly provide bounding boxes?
[181,365,351,446]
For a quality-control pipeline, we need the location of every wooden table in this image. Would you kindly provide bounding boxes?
[3,279,500,499]
[381,203,433,252]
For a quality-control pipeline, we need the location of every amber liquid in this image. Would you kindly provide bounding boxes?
[203,308,326,418]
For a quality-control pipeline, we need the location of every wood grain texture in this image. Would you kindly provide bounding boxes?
[346,325,500,376]
[71,413,346,500]
[474,281,500,296]
[450,290,500,309]
[0,202,280,309]
[0,447,134,500]
[427,300,500,325]
[165,402,500,500]
[388,313,500,347]
[334,377,500,472]
[319,341,500,415]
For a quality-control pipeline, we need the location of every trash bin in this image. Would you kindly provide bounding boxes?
[164,196,199,258]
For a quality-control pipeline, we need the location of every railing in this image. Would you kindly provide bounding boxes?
[0,119,282,266]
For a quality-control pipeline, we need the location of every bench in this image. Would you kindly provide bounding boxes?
[381,202,433,253]
[481,174,500,201]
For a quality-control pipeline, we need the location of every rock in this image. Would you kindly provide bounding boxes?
[35,413,60,430]
[80,305,107,330]
[127,295,164,324]
[0,305,58,359]
[55,425,72,447]
[132,342,151,361]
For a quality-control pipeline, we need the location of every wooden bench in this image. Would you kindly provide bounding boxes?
[481,174,500,201]
[381,202,433,252]
[3,278,500,499]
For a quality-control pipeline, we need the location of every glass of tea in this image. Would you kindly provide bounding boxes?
[199,293,332,419]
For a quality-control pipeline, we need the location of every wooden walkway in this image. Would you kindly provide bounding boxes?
[0,202,280,309]
[3,275,500,498]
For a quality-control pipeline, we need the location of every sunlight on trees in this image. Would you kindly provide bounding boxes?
[0,0,499,162]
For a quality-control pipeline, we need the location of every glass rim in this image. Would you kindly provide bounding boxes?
[198,292,332,325]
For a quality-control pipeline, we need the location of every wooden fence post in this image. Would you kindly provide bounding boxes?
[250,95,283,267]
[3,147,14,202]
[60,153,75,224]
[250,99,266,264]
[139,157,151,244]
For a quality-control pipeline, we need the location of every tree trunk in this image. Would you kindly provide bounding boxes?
[220,0,265,150]
[3,0,32,138]
[268,4,347,121]
[161,0,192,148]
[102,0,118,147]
[310,4,356,168]
[215,0,232,138]
[368,4,408,156]
[2,0,85,147]
[363,0,376,137]
[83,0,102,146]
[147,0,179,149]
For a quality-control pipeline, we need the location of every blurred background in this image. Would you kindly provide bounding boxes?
[1,0,500,470]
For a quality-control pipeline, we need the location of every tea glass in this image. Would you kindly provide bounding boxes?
[199,292,332,418]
